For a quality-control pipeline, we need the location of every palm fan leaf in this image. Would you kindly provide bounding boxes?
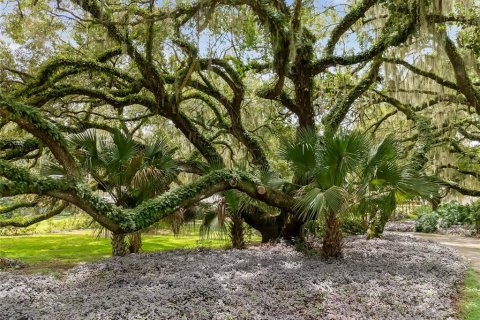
[278,127,317,181]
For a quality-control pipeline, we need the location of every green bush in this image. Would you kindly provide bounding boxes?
[415,210,439,233]
[436,202,472,228]
[415,201,480,233]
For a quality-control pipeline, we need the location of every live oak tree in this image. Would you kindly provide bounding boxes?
[356,0,480,202]
[0,0,477,256]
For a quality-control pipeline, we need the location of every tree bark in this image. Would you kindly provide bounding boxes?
[127,231,142,253]
[366,210,386,240]
[111,233,128,256]
[229,213,245,249]
[322,212,343,258]
[239,206,282,243]
[282,214,304,242]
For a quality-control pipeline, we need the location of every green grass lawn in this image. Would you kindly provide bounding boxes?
[0,231,230,272]
[459,268,480,320]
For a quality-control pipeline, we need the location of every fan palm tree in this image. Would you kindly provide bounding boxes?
[280,129,438,258]
[69,129,178,255]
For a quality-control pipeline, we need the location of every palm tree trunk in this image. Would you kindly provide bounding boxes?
[229,214,245,249]
[111,233,128,256]
[322,212,342,258]
[366,210,382,239]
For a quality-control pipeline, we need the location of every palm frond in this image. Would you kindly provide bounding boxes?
[365,135,398,169]
[40,158,66,177]
[295,186,348,221]
[317,130,369,187]
[396,168,440,199]
[278,127,317,180]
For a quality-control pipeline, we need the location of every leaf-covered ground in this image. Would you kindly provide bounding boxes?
[0,233,466,320]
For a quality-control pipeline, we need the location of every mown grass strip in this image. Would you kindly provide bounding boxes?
[459,268,480,320]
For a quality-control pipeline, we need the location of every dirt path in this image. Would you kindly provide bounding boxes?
[409,232,480,271]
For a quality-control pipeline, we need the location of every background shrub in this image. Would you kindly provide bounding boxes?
[415,201,480,233]
[415,210,439,233]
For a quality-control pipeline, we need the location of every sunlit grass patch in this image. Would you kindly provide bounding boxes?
[0,232,230,272]
[459,268,480,320]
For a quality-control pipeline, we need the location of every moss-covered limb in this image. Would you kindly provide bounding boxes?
[186,77,270,171]
[198,58,244,95]
[443,35,480,114]
[16,66,137,101]
[168,111,224,166]
[314,10,416,74]
[236,0,290,98]
[124,169,295,231]
[450,140,480,161]
[97,48,123,63]
[0,202,68,228]
[441,180,480,197]
[181,92,228,128]
[28,85,157,110]
[0,98,67,148]
[52,120,118,135]
[323,58,382,132]
[0,160,70,195]
[427,14,480,27]
[175,160,208,175]
[0,166,292,234]
[231,128,271,172]
[145,0,155,64]
[196,63,270,170]
[73,0,166,103]
[457,126,480,142]
[382,58,459,91]
[366,110,398,133]
[413,95,469,112]
[256,88,299,115]
[62,184,125,232]
[177,69,270,170]
[410,116,432,172]
[324,0,379,56]
[0,201,39,215]
[209,65,245,99]
[439,164,480,179]
[23,59,136,94]
[187,78,233,114]
[0,138,40,160]
[0,97,78,176]
[174,58,199,103]
[371,91,434,171]
[0,138,39,151]
[49,107,154,124]
[372,90,417,120]
[1,67,33,84]
[0,177,69,198]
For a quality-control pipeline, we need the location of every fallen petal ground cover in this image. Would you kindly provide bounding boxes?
[0,233,466,320]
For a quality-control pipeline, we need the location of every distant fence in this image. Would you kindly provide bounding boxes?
[394,200,429,217]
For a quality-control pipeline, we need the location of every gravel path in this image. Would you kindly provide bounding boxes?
[410,232,480,272]
[0,233,466,320]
